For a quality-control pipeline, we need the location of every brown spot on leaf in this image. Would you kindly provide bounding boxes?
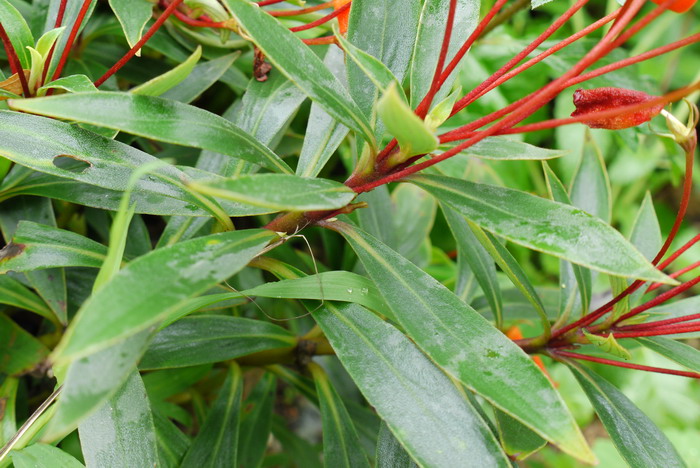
[0,242,25,263]
[253,47,272,82]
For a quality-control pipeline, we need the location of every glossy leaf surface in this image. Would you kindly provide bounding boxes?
[410,174,670,282]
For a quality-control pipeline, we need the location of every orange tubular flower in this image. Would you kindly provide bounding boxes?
[571,87,664,129]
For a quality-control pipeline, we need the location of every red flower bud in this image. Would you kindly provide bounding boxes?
[650,0,697,13]
[571,87,664,130]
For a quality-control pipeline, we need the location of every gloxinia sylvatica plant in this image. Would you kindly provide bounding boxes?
[0,0,699,466]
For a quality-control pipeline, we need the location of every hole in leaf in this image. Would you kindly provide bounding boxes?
[52,154,92,173]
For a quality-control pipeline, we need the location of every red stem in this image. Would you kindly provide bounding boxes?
[289,3,350,32]
[55,0,68,27]
[553,350,700,379]
[258,0,286,6]
[269,0,336,17]
[647,260,700,293]
[51,0,92,83]
[94,0,185,87]
[302,35,337,45]
[169,5,228,28]
[414,0,458,119]
[0,23,30,96]
[450,0,591,116]
[609,322,700,338]
[617,312,700,332]
[616,276,700,323]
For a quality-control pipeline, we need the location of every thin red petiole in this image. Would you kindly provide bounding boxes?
[456,9,620,113]
[658,234,700,270]
[553,350,700,379]
[50,0,92,83]
[616,276,700,323]
[289,3,350,32]
[0,23,30,96]
[169,5,228,29]
[269,0,336,17]
[302,35,337,45]
[609,322,700,338]
[647,260,700,293]
[94,0,185,87]
[617,312,700,332]
[450,0,591,116]
[414,0,458,119]
[55,0,68,27]
[257,0,286,6]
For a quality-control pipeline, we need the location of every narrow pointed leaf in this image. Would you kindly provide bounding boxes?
[495,410,546,460]
[140,316,296,369]
[132,46,202,96]
[313,301,510,467]
[79,371,159,468]
[224,0,375,148]
[442,204,502,324]
[52,229,277,362]
[237,373,276,468]
[570,132,612,222]
[309,363,370,468]
[0,275,53,319]
[154,411,191,468]
[109,0,153,56]
[336,222,593,463]
[375,422,418,468]
[189,174,355,212]
[181,364,243,468]
[12,443,84,468]
[0,221,107,273]
[635,337,700,373]
[0,313,49,375]
[567,361,684,467]
[9,93,292,174]
[0,0,33,69]
[410,174,671,283]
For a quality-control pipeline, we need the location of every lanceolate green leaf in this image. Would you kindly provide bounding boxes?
[109,0,153,55]
[309,363,370,468]
[37,75,98,95]
[224,0,375,148]
[12,443,85,468]
[566,361,685,468]
[410,174,670,283]
[9,93,292,174]
[296,47,350,178]
[453,137,568,161]
[0,313,49,376]
[52,229,277,362]
[189,174,356,212]
[335,222,593,463]
[375,422,418,468]
[0,0,33,69]
[131,46,202,96]
[442,204,502,325]
[244,271,389,317]
[181,364,243,468]
[313,301,510,467]
[161,52,240,103]
[0,221,107,273]
[335,31,402,95]
[140,316,296,369]
[0,275,53,320]
[79,371,159,468]
[47,334,151,444]
[635,337,700,373]
[570,132,612,222]
[237,373,276,468]
[345,0,420,121]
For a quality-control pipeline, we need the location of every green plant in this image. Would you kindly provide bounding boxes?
[0,0,699,466]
